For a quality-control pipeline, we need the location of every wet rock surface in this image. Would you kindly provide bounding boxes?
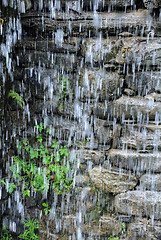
[81,215,122,237]
[127,218,161,240]
[89,166,137,194]
[109,149,161,173]
[115,191,161,219]
[139,174,161,191]
[1,0,161,240]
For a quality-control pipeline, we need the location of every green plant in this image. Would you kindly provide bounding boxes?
[8,90,24,108]
[5,122,74,197]
[0,179,16,194]
[121,222,126,234]
[1,225,12,240]
[42,202,51,215]
[107,222,126,240]
[107,237,119,240]
[57,77,70,110]
[18,219,40,240]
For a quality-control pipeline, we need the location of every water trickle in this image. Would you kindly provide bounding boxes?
[1,0,161,239]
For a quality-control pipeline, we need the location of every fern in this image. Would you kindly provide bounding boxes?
[8,90,24,108]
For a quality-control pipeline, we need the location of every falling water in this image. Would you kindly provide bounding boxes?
[1,0,161,239]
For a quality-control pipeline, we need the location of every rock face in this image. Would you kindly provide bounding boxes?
[115,191,161,219]
[139,174,161,191]
[112,96,161,120]
[109,149,161,173]
[125,72,161,96]
[115,37,161,67]
[77,69,123,100]
[2,0,161,239]
[89,166,137,194]
[143,0,161,8]
[81,215,122,237]
[120,122,161,151]
[127,218,161,240]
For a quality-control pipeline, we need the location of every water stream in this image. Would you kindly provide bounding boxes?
[1,0,161,239]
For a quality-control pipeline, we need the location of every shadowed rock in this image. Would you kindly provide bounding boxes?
[21,10,159,37]
[125,72,161,96]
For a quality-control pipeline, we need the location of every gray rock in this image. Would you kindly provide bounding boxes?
[112,95,161,121]
[94,118,113,145]
[125,72,161,96]
[81,37,122,64]
[81,215,122,237]
[74,175,89,186]
[109,149,161,173]
[120,125,161,151]
[89,166,137,194]
[70,149,105,165]
[139,174,161,191]
[81,0,134,9]
[21,9,159,38]
[75,187,104,213]
[127,218,161,240]
[16,51,79,72]
[143,0,161,9]
[116,37,161,67]
[62,215,77,234]
[115,191,161,219]
[32,0,135,11]
[15,39,80,54]
[77,68,124,101]
[38,231,59,240]
[93,102,110,120]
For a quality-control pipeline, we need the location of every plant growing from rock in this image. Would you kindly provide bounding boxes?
[18,219,40,240]
[1,225,12,240]
[1,122,74,197]
[8,90,24,108]
[57,77,70,110]
[42,202,51,215]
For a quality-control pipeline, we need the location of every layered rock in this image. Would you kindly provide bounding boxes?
[127,218,161,240]
[81,215,122,237]
[115,191,161,219]
[89,166,137,194]
[139,174,161,191]
[77,68,124,100]
[111,96,161,120]
[2,0,161,239]
[109,149,161,173]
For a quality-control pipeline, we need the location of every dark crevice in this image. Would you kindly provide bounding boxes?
[135,0,145,9]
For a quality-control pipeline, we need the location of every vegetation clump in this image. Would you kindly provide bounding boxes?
[8,90,24,108]
[57,77,70,110]
[0,122,74,197]
[18,219,41,240]
[1,226,12,240]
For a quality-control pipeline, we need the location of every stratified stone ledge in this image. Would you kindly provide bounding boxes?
[115,191,161,219]
[89,166,137,194]
[109,149,161,173]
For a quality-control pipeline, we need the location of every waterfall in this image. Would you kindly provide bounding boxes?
[1,0,161,239]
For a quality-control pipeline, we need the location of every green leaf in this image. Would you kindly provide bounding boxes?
[23,190,30,197]
[8,90,24,108]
